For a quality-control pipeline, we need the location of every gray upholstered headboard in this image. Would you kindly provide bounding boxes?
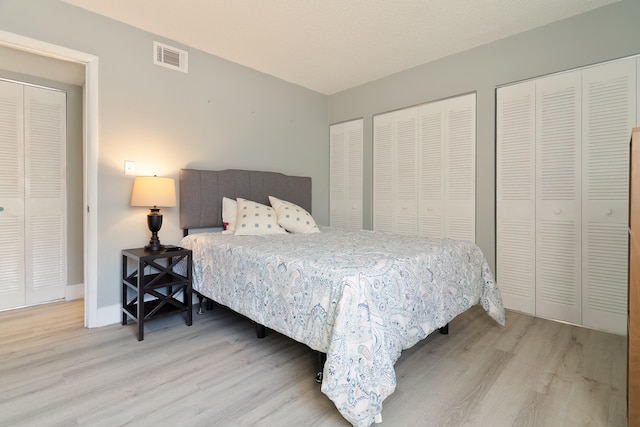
[179,168,312,232]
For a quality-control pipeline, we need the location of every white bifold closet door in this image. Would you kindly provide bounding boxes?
[417,101,445,237]
[535,70,583,325]
[0,80,67,310]
[393,107,419,235]
[442,95,476,241]
[581,59,635,332]
[497,57,636,334]
[329,118,363,229]
[373,111,395,233]
[372,108,419,235]
[496,80,536,315]
[374,93,476,241]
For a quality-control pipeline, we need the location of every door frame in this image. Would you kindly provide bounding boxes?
[0,30,99,327]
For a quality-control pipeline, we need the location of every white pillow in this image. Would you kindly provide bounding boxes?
[269,196,320,234]
[221,197,237,234]
[234,198,287,235]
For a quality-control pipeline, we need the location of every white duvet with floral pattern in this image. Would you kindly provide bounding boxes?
[179,226,504,427]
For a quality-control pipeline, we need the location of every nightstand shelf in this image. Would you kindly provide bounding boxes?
[123,297,185,321]
[121,246,193,341]
[123,272,185,290]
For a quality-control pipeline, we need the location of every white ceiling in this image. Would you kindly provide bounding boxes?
[62,0,620,94]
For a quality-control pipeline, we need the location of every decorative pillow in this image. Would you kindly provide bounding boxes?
[221,197,237,234]
[269,196,320,234]
[234,198,286,235]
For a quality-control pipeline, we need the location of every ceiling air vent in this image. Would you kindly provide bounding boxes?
[153,41,188,73]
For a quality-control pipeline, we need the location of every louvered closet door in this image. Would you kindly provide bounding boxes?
[0,80,26,310]
[374,107,418,235]
[374,94,476,238]
[330,123,347,228]
[330,119,363,229]
[24,85,66,304]
[581,59,636,333]
[346,120,363,229]
[373,112,394,232]
[417,102,444,237]
[535,70,582,325]
[444,93,476,242]
[496,81,536,315]
[394,108,418,235]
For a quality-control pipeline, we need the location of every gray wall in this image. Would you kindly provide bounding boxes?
[2,0,639,314]
[328,0,640,272]
[0,0,328,311]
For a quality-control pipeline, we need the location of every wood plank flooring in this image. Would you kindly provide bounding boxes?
[0,300,627,426]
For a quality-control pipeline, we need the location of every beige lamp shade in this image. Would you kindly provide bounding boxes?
[130,176,176,207]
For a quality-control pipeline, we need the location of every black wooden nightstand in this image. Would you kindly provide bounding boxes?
[121,246,192,341]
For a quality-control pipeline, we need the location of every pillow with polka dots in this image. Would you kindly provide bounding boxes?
[269,196,320,234]
[234,198,287,235]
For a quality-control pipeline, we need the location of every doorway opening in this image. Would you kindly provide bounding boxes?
[0,30,99,327]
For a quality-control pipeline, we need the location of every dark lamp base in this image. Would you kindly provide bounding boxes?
[145,208,165,251]
[145,242,165,252]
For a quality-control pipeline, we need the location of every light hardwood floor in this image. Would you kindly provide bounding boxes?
[0,300,626,427]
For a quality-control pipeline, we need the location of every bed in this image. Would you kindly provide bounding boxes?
[178,168,505,427]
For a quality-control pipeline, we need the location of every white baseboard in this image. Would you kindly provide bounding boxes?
[91,294,198,328]
[94,303,121,327]
[65,283,84,301]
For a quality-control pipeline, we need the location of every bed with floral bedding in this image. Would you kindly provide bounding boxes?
[178,168,505,427]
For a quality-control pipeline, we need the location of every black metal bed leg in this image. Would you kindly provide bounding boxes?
[197,293,205,315]
[439,323,449,335]
[316,351,326,383]
[256,323,266,338]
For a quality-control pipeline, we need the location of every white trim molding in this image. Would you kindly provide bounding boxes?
[65,283,84,301]
[95,303,121,328]
[0,30,100,327]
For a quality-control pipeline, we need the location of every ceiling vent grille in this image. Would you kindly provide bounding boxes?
[153,41,188,73]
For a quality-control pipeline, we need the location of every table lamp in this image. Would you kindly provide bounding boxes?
[130,175,176,251]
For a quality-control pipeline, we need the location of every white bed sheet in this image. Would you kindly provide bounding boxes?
[179,226,504,426]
